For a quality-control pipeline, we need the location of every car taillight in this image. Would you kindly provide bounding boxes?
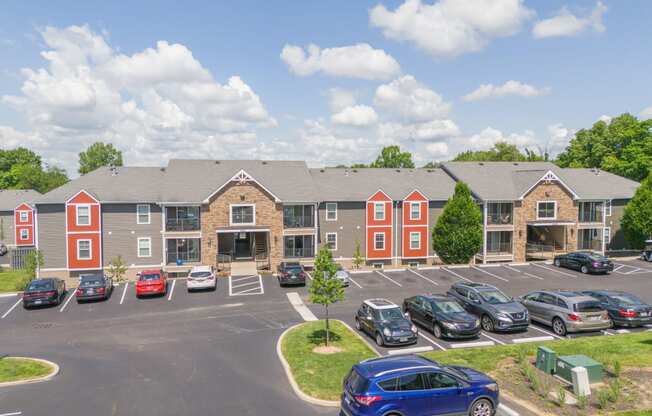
[46,290,57,297]
[592,262,600,267]
[354,395,381,406]
[567,313,582,322]
[96,287,105,293]
[618,309,636,318]
[75,289,83,296]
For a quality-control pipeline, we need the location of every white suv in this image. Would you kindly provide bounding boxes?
[187,265,217,291]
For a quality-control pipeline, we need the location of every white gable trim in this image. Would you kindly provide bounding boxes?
[518,170,579,200]
[402,189,428,201]
[202,169,281,203]
[65,189,100,204]
[366,189,392,202]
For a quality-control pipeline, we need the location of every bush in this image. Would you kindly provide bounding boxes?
[557,386,567,407]
[577,394,589,410]
[515,346,528,364]
[597,388,611,410]
[608,379,622,403]
[106,256,127,283]
[613,359,622,377]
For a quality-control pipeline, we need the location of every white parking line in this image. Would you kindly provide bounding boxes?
[503,265,521,273]
[481,331,506,345]
[286,292,317,321]
[167,279,176,301]
[59,292,75,312]
[523,272,544,281]
[119,282,129,305]
[230,275,264,296]
[512,336,555,344]
[231,281,260,290]
[418,332,447,351]
[348,276,363,289]
[450,340,494,349]
[442,267,473,282]
[0,412,22,416]
[305,271,313,281]
[613,264,625,272]
[375,270,402,287]
[529,325,563,340]
[1,298,22,319]
[407,268,439,286]
[472,266,509,282]
[614,329,630,334]
[532,262,577,277]
[387,346,434,355]
[498,403,519,416]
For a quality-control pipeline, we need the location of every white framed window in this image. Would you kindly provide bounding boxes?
[536,201,556,220]
[374,202,385,221]
[19,211,28,222]
[325,203,337,221]
[77,239,92,260]
[137,204,151,224]
[374,232,385,250]
[603,227,611,249]
[605,199,612,216]
[230,204,255,225]
[325,232,337,251]
[409,232,421,250]
[76,205,90,226]
[138,237,152,258]
[20,229,29,241]
[409,202,421,220]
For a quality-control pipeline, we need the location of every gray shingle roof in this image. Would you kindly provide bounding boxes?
[0,189,41,211]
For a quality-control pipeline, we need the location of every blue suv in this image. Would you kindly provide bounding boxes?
[341,355,498,416]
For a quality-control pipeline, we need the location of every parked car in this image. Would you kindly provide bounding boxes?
[641,240,652,262]
[0,243,7,256]
[187,265,217,291]
[341,354,499,416]
[23,278,66,309]
[553,251,614,274]
[447,282,529,332]
[519,290,611,336]
[355,299,418,347]
[332,264,350,287]
[75,274,113,302]
[277,262,307,287]
[581,290,652,328]
[135,269,168,298]
[403,294,481,339]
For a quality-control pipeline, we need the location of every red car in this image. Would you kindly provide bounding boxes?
[135,269,168,298]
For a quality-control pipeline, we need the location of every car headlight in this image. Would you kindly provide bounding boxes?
[441,321,457,329]
[475,319,481,327]
[496,313,512,322]
[383,327,392,337]
[411,325,418,333]
[486,383,499,392]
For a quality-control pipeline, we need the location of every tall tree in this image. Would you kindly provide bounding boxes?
[621,173,652,249]
[308,247,344,346]
[0,147,69,193]
[454,142,532,162]
[78,142,124,175]
[432,182,483,264]
[422,161,441,168]
[370,145,415,168]
[557,114,652,181]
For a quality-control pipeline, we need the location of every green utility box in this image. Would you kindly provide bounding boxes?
[555,355,603,384]
[536,346,557,374]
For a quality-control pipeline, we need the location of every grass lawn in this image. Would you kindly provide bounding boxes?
[614,412,652,415]
[0,357,53,383]
[281,320,377,401]
[0,269,30,292]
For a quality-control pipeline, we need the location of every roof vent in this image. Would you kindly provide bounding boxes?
[395,169,401,173]
[262,161,268,165]
[478,162,484,166]
[320,169,325,173]
[215,161,220,164]
[352,169,358,173]
[160,167,166,172]
[109,164,118,176]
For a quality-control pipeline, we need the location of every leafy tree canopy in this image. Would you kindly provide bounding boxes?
[79,142,124,175]
[0,147,69,193]
[454,142,546,162]
[621,172,652,249]
[370,145,415,168]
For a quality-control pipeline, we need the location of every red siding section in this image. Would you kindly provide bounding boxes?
[14,203,35,246]
[66,190,102,270]
[366,190,393,260]
[402,190,428,258]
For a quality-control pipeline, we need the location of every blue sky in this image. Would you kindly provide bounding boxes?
[0,0,651,173]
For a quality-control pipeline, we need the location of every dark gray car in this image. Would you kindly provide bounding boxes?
[447,282,529,332]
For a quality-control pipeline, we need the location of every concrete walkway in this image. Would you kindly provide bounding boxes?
[230,261,257,276]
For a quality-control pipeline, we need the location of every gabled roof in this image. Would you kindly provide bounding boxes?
[0,189,41,211]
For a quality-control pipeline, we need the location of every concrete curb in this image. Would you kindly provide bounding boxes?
[0,292,20,298]
[0,357,60,388]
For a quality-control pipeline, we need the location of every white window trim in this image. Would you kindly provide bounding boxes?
[374,232,385,250]
[137,204,151,225]
[605,199,612,216]
[137,237,152,258]
[374,202,386,221]
[536,201,557,220]
[325,203,337,221]
[76,204,91,226]
[229,204,256,226]
[603,227,611,250]
[409,232,421,250]
[325,232,337,251]
[20,228,29,241]
[77,239,92,260]
[19,211,29,223]
[409,202,421,220]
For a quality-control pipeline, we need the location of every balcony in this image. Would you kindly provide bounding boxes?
[578,202,604,223]
[166,251,200,265]
[284,247,315,258]
[486,241,513,255]
[166,218,200,232]
[487,213,513,225]
[283,205,315,229]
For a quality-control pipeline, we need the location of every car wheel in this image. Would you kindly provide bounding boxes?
[469,398,493,416]
[355,318,361,331]
[581,265,589,274]
[375,333,384,347]
[554,259,561,267]
[552,317,567,336]
[433,323,443,339]
[481,315,494,332]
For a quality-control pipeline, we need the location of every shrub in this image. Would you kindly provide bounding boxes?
[577,394,589,410]
[516,346,528,364]
[597,388,611,410]
[557,386,566,407]
[608,379,622,403]
[352,240,364,269]
[106,256,128,283]
[613,359,622,377]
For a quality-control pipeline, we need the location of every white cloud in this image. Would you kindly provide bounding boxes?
[546,123,574,155]
[463,126,537,150]
[327,88,357,112]
[374,75,451,122]
[640,107,652,120]
[462,80,550,101]
[425,142,449,158]
[280,43,400,80]
[370,0,533,58]
[297,120,376,165]
[598,114,612,123]
[533,1,607,39]
[331,105,379,127]
[378,120,460,143]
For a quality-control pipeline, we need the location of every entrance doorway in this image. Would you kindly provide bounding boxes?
[526,225,568,260]
[217,231,269,263]
[234,232,252,259]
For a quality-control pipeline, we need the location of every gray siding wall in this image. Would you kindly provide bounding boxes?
[428,201,446,257]
[102,203,163,266]
[0,211,14,246]
[607,199,629,251]
[37,204,66,268]
[318,201,366,260]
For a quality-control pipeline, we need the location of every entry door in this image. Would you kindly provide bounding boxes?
[234,232,252,258]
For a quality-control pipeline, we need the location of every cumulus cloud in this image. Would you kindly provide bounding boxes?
[331,105,378,127]
[461,126,537,150]
[425,142,449,158]
[462,80,550,101]
[640,107,652,120]
[533,1,607,39]
[546,123,574,155]
[370,0,533,58]
[1,25,275,172]
[280,43,400,80]
[374,75,451,122]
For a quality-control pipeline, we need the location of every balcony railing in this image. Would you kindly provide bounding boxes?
[284,247,315,258]
[166,251,200,265]
[487,214,512,225]
[166,218,200,232]
[578,240,603,251]
[283,216,315,228]
[578,214,602,223]
[486,242,513,254]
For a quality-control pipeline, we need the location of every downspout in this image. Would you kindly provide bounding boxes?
[482,202,487,264]
[602,199,607,254]
[314,202,319,255]
[394,201,398,266]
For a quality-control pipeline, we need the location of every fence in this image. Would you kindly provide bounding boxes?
[11,247,35,270]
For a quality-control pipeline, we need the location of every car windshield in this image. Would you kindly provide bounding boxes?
[575,301,603,312]
[284,266,302,273]
[443,366,470,381]
[478,289,511,304]
[434,300,465,313]
[378,307,404,321]
[139,273,161,281]
[27,280,53,291]
[79,278,103,287]
[611,293,644,305]
[190,272,212,278]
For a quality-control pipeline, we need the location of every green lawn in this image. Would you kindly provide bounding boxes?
[614,411,652,416]
[0,269,30,292]
[281,320,377,401]
[0,357,53,383]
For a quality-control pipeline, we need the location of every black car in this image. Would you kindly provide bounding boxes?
[447,282,529,332]
[75,274,113,302]
[553,251,614,274]
[581,290,652,327]
[403,294,481,339]
[277,262,307,287]
[355,298,418,347]
[22,278,66,309]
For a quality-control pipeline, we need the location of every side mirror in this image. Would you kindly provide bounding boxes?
[404,312,410,318]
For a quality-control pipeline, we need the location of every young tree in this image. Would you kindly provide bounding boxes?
[352,239,364,269]
[370,145,415,168]
[621,173,652,249]
[22,249,44,289]
[432,182,483,264]
[106,256,128,283]
[78,142,124,175]
[309,247,344,346]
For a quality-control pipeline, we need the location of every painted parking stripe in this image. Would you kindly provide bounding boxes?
[1,298,22,319]
[286,292,317,321]
[523,272,544,281]
[387,346,434,355]
[119,282,129,305]
[348,276,363,289]
[235,286,264,295]
[614,329,630,334]
[529,325,563,340]
[167,279,176,301]
[512,336,555,344]
[613,264,625,272]
[418,332,447,351]
[231,276,257,283]
[375,270,402,287]
[442,267,473,282]
[231,280,260,290]
[498,403,519,416]
[472,266,509,282]
[230,275,264,296]
[450,340,494,349]
[503,265,522,273]
[407,268,439,286]
[532,262,577,277]
[59,291,75,312]
[0,412,22,416]
[305,271,313,281]
[481,331,506,345]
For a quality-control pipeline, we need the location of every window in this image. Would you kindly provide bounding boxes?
[409,232,420,250]
[378,377,398,392]
[325,203,337,221]
[374,232,385,250]
[20,229,29,240]
[374,203,385,221]
[283,235,315,258]
[537,201,556,220]
[77,240,92,260]
[137,204,151,224]
[325,232,337,251]
[76,205,90,226]
[426,372,459,389]
[486,231,512,254]
[578,228,602,251]
[578,201,604,223]
[166,238,201,264]
[19,211,28,222]
[230,204,255,225]
[165,206,200,231]
[283,205,315,228]
[397,373,425,391]
[540,293,556,305]
[409,202,420,220]
[138,237,152,258]
[605,200,612,216]
[487,202,513,225]
[603,227,611,249]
